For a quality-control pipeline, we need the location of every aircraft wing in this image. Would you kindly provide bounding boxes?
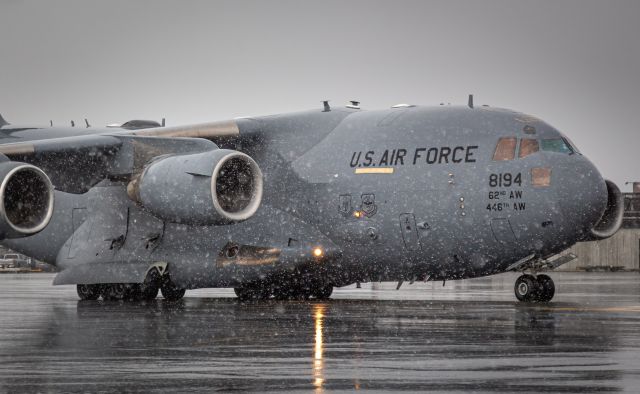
[0,134,122,193]
[0,120,240,193]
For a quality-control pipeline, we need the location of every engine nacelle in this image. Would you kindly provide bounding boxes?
[128,150,263,224]
[0,162,54,239]
[586,179,624,241]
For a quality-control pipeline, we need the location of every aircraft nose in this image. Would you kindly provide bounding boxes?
[557,159,609,237]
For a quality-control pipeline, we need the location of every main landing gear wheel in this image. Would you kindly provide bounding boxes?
[234,287,251,301]
[273,281,333,301]
[234,286,271,301]
[273,285,307,301]
[160,279,185,301]
[139,283,160,301]
[101,284,123,301]
[101,283,139,301]
[77,284,101,300]
[140,270,161,301]
[311,284,333,300]
[77,270,163,301]
[514,274,555,302]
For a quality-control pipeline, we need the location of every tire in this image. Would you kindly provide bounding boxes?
[234,287,252,301]
[272,286,294,300]
[235,285,271,301]
[140,270,160,301]
[312,284,333,300]
[514,274,537,302]
[101,283,138,301]
[536,274,555,302]
[161,280,185,301]
[77,284,101,300]
[140,284,159,301]
[271,283,310,301]
[101,283,125,301]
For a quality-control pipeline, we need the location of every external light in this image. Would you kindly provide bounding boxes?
[353,211,362,218]
[313,247,324,258]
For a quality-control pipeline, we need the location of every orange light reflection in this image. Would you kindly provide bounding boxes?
[313,304,326,393]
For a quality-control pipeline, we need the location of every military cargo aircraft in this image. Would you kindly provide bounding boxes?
[0,97,623,302]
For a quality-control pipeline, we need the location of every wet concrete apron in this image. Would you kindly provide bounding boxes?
[0,272,639,392]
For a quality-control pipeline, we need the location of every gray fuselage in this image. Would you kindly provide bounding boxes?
[0,105,608,289]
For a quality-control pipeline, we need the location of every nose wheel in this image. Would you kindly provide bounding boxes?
[514,274,555,302]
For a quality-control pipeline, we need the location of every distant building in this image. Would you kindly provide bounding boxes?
[561,191,640,271]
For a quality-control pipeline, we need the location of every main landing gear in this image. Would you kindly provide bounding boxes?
[514,274,555,302]
[76,273,185,301]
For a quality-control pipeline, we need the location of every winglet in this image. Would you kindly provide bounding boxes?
[0,114,7,127]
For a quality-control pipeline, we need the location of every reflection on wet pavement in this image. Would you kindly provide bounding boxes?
[0,272,640,392]
[313,304,324,393]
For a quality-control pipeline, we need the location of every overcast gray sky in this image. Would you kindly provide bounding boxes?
[1,0,639,188]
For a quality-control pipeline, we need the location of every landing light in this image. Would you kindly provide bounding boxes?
[313,247,324,258]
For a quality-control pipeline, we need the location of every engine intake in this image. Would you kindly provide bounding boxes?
[587,179,624,240]
[0,162,54,238]
[129,149,263,224]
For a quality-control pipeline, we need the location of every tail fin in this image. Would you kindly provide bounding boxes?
[0,114,7,127]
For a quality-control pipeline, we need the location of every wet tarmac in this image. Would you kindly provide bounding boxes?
[1,273,640,393]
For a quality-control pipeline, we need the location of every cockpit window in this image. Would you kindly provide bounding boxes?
[519,139,539,158]
[493,137,517,161]
[540,138,573,154]
[562,136,581,154]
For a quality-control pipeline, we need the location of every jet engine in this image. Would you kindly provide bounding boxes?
[0,162,54,239]
[128,149,263,224]
[586,179,624,240]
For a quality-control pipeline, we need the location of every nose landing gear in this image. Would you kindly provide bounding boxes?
[514,274,555,302]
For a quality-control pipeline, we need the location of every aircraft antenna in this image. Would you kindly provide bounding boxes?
[162,118,166,127]
[49,120,53,127]
[322,100,331,112]
[71,120,75,127]
[85,119,91,128]
[468,94,474,109]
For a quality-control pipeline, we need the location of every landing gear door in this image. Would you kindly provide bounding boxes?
[399,213,420,250]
